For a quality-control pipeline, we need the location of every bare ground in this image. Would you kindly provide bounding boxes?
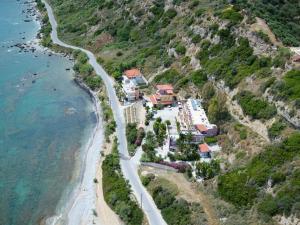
[251,17,283,47]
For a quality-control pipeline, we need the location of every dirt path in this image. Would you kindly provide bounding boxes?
[251,17,283,47]
[141,166,220,225]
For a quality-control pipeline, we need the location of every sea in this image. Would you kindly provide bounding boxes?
[0,0,97,224]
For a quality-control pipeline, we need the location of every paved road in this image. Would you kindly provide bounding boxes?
[42,1,167,225]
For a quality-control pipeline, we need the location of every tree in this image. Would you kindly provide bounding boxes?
[196,160,220,179]
[208,93,229,124]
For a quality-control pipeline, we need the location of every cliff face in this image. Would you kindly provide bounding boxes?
[47,0,300,224]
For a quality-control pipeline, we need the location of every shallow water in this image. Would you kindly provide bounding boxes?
[0,1,96,224]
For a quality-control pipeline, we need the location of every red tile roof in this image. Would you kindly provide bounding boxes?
[149,94,174,105]
[199,143,210,153]
[149,95,158,104]
[195,124,208,132]
[156,84,173,91]
[124,69,141,78]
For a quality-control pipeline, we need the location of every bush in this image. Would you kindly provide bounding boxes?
[220,7,243,24]
[175,43,186,55]
[83,75,102,90]
[102,138,143,225]
[153,68,183,85]
[195,160,220,179]
[190,70,207,87]
[218,133,300,209]
[268,121,286,139]
[235,91,277,120]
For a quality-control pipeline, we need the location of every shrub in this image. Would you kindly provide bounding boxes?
[235,91,277,120]
[153,68,183,85]
[218,133,300,208]
[268,121,286,139]
[102,138,143,225]
[175,43,186,55]
[220,7,243,24]
[195,160,220,179]
[83,75,102,90]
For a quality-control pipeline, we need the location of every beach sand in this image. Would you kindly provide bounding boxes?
[95,140,123,225]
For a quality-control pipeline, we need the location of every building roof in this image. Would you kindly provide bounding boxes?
[124,68,141,78]
[149,94,174,105]
[156,84,173,91]
[195,124,208,132]
[150,94,158,105]
[199,143,210,153]
[187,99,216,129]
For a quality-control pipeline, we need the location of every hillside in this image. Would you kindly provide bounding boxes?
[45,0,300,224]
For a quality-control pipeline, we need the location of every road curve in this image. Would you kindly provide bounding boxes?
[42,1,167,225]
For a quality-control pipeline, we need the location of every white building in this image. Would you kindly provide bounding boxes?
[178,99,218,142]
[122,76,140,102]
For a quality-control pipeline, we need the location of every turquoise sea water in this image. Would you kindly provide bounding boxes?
[0,1,96,224]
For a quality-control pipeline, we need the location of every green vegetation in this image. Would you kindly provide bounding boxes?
[175,43,187,55]
[172,133,200,161]
[196,160,220,179]
[272,47,291,69]
[153,68,183,85]
[99,91,116,142]
[282,70,300,100]
[73,50,102,90]
[218,132,300,219]
[198,36,271,88]
[36,0,52,47]
[268,120,286,139]
[141,174,207,225]
[141,131,161,162]
[208,93,230,124]
[255,30,270,44]
[234,124,248,140]
[235,91,276,120]
[235,0,300,46]
[204,136,218,144]
[102,138,143,225]
[220,7,243,25]
[126,123,145,156]
[153,118,167,146]
[270,70,300,108]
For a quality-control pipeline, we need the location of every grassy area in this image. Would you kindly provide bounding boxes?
[102,138,143,225]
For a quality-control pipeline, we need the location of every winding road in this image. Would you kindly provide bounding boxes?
[42,1,167,225]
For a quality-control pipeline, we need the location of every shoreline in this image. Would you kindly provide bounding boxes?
[31,1,109,225]
[41,0,167,224]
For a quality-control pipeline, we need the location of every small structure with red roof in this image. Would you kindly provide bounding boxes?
[124,68,142,79]
[149,84,176,106]
[198,143,211,158]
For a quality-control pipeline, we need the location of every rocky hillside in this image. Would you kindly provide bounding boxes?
[46,0,300,224]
